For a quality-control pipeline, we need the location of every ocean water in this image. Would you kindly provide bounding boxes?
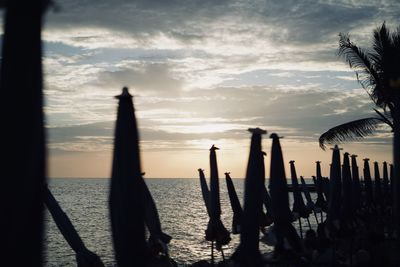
[45,178,317,266]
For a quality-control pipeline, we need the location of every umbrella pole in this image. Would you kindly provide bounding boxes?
[220,246,225,261]
[307,217,312,230]
[320,210,324,222]
[298,218,303,239]
[211,240,215,266]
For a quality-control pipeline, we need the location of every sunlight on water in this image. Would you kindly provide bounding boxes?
[45,178,318,266]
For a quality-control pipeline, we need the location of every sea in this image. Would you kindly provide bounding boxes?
[45,178,318,266]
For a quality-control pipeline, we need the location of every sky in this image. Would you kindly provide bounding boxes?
[34,0,399,178]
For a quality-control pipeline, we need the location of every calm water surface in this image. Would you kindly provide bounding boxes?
[45,178,317,266]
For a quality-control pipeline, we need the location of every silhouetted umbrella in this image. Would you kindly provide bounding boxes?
[232,128,266,266]
[1,2,50,265]
[269,134,302,252]
[382,162,390,203]
[198,168,211,215]
[300,176,314,211]
[261,152,273,226]
[327,145,342,230]
[206,145,231,248]
[314,161,328,213]
[351,155,362,212]
[363,158,374,207]
[322,177,330,202]
[289,161,310,220]
[225,172,242,234]
[374,162,383,208]
[109,87,147,267]
[45,186,105,267]
[142,179,172,249]
[390,164,394,198]
[341,153,353,222]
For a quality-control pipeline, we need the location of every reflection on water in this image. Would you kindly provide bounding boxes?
[45,178,317,266]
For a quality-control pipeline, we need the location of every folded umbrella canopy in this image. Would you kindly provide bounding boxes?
[382,162,390,204]
[351,155,362,212]
[373,162,383,208]
[363,159,374,207]
[45,186,104,267]
[269,134,302,252]
[261,152,274,227]
[205,145,231,247]
[225,172,243,234]
[198,168,211,215]
[314,161,328,213]
[142,178,172,249]
[327,145,342,230]
[289,161,310,220]
[341,153,353,223]
[232,128,267,266]
[109,87,147,267]
[300,176,315,212]
[322,177,330,203]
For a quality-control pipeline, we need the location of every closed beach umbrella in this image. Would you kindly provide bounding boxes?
[289,161,309,219]
[225,172,243,234]
[269,134,302,252]
[390,164,394,198]
[323,177,331,202]
[261,152,273,226]
[142,179,172,247]
[205,145,231,247]
[300,176,314,211]
[45,186,104,267]
[382,162,390,203]
[373,162,383,208]
[0,2,49,265]
[109,87,147,267]
[363,159,374,207]
[351,155,362,212]
[198,168,210,215]
[232,128,266,265]
[315,161,327,212]
[327,145,342,227]
[341,152,353,222]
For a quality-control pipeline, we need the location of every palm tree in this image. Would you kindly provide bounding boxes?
[318,23,400,236]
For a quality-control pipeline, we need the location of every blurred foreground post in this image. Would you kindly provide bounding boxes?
[0,1,49,265]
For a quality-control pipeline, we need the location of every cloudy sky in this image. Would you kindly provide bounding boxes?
[38,0,398,178]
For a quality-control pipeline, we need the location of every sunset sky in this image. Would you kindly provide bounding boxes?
[39,0,398,178]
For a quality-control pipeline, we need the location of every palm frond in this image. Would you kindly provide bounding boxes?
[319,117,387,150]
[338,33,381,105]
[373,108,393,129]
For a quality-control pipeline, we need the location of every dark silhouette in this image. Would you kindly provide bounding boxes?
[327,145,342,234]
[363,158,374,207]
[314,161,328,215]
[382,161,390,204]
[142,178,172,255]
[44,186,105,267]
[198,168,211,215]
[109,87,147,267]
[374,162,383,208]
[261,152,274,227]
[232,128,266,266]
[224,172,243,234]
[318,23,400,235]
[269,134,303,256]
[351,155,362,212]
[289,161,310,238]
[341,153,353,223]
[205,145,230,263]
[0,2,50,266]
